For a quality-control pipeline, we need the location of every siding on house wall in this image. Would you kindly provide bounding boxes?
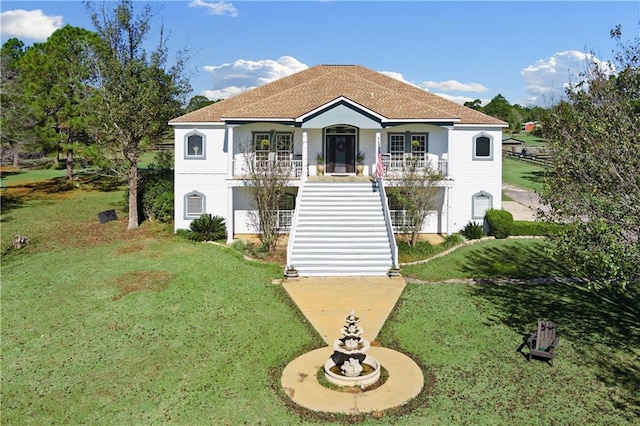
[447,127,502,232]
[174,124,229,231]
[173,121,502,236]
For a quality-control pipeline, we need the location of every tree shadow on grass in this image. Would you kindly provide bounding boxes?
[460,242,569,280]
[465,244,640,416]
[521,170,546,186]
[1,174,123,218]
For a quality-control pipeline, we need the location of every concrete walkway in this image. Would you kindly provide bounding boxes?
[502,183,548,221]
[282,276,406,344]
[281,276,424,414]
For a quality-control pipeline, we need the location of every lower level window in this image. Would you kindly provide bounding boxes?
[472,191,492,219]
[185,191,205,218]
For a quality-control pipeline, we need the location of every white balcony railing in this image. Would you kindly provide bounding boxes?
[381,155,448,177]
[233,158,303,178]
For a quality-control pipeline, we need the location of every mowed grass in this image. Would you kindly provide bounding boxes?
[401,239,569,282]
[2,170,639,424]
[502,156,546,191]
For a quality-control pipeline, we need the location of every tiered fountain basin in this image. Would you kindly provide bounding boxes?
[323,355,381,387]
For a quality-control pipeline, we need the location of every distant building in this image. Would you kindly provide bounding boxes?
[522,121,539,132]
[502,137,524,152]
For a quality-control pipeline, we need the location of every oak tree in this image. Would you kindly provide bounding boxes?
[539,25,640,290]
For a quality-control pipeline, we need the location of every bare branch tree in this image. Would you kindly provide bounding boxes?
[393,156,445,246]
[240,139,295,251]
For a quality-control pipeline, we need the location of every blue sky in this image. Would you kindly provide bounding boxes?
[2,1,639,106]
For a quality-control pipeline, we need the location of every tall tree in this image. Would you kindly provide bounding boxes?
[19,25,99,179]
[539,25,640,290]
[184,95,218,113]
[85,0,190,229]
[0,39,38,167]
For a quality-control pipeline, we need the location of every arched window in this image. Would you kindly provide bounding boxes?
[185,132,205,159]
[473,133,493,160]
[472,191,493,219]
[185,191,205,219]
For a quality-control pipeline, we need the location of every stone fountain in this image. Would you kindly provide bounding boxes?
[323,310,381,388]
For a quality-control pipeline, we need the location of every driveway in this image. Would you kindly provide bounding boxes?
[502,183,549,221]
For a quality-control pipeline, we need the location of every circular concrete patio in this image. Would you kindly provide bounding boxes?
[281,346,424,415]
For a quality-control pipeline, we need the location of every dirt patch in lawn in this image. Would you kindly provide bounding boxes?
[112,270,174,301]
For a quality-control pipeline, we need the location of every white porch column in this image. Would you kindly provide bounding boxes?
[375,131,381,178]
[226,124,235,244]
[227,125,234,179]
[302,131,308,182]
[226,187,234,244]
[445,185,452,236]
[446,126,453,177]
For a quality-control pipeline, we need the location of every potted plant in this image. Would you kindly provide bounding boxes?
[261,139,270,148]
[388,264,401,277]
[285,265,299,279]
[316,152,325,176]
[356,151,365,176]
[411,140,420,149]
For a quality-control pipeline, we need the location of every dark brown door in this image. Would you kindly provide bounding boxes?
[326,135,355,174]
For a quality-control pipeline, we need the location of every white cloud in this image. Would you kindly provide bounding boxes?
[189,0,238,17]
[200,59,487,105]
[201,56,308,99]
[521,50,614,106]
[420,80,488,93]
[0,9,62,40]
[434,93,491,106]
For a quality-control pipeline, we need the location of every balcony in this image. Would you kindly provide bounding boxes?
[233,156,303,179]
[380,154,448,178]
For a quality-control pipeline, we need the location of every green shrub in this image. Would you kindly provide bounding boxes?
[125,169,174,223]
[461,221,485,240]
[485,209,513,239]
[443,233,464,247]
[187,214,227,242]
[140,169,174,222]
[511,220,564,236]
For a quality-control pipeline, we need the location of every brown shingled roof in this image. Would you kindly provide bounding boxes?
[170,65,506,125]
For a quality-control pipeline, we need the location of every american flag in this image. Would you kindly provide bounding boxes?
[376,147,384,179]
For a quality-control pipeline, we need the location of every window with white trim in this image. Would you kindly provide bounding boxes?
[185,191,205,218]
[389,134,404,162]
[253,133,270,161]
[473,133,493,160]
[277,193,295,231]
[410,134,427,161]
[186,133,205,158]
[472,191,493,219]
[275,133,293,161]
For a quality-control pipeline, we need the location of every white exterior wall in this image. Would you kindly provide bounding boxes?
[173,124,229,231]
[173,119,502,237]
[447,126,503,233]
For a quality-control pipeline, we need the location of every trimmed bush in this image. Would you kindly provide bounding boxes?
[127,168,174,223]
[485,209,513,239]
[461,221,485,240]
[511,220,564,236]
[187,214,227,242]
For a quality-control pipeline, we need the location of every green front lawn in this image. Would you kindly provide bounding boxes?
[401,239,568,282]
[502,156,546,191]
[2,170,638,424]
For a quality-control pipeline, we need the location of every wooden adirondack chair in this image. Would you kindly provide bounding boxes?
[520,321,559,365]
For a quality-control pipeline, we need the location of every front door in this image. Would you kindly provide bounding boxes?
[326,135,355,174]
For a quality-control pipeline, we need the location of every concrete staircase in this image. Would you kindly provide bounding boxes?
[289,181,394,276]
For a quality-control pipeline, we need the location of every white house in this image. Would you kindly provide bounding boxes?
[169,65,506,277]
